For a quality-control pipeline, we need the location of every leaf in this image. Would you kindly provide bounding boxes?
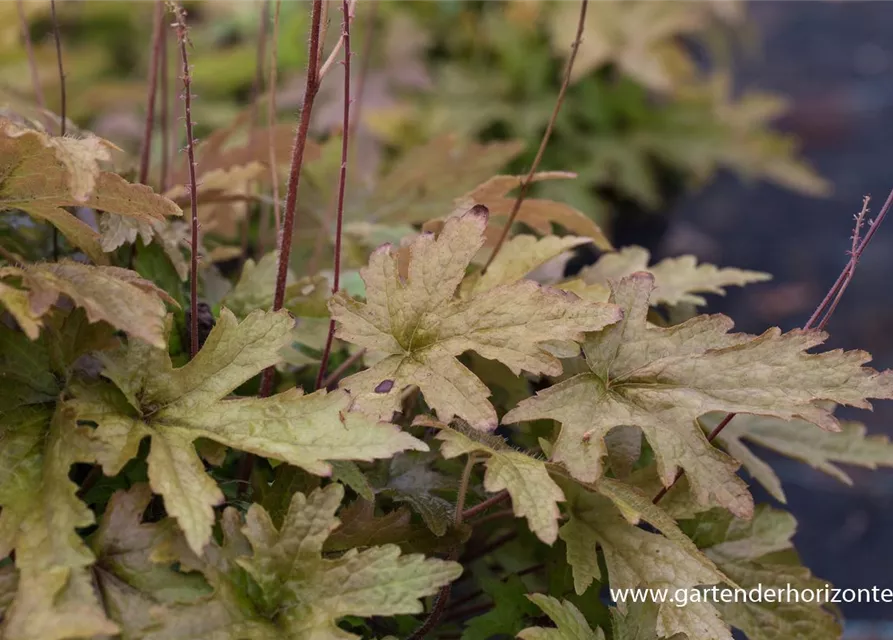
[710,411,893,503]
[364,135,524,225]
[547,1,710,89]
[238,483,463,639]
[0,118,180,263]
[381,459,455,536]
[558,485,731,640]
[2,260,176,348]
[457,172,612,250]
[0,324,58,408]
[505,273,893,517]
[427,418,565,544]
[0,281,41,339]
[462,574,539,640]
[91,485,280,639]
[467,234,593,295]
[331,208,622,430]
[686,506,841,640]
[71,308,427,554]
[577,246,771,307]
[518,594,603,640]
[610,601,667,640]
[0,405,119,640]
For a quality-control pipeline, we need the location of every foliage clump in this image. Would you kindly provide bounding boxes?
[0,3,888,640]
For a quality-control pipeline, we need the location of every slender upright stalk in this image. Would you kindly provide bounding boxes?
[160,23,171,191]
[170,2,200,359]
[16,0,45,111]
[266,0,283,249]
[481,0,589,274]
[50,0,66,261]
[315,0,352,390]
[138,0,166,186]
[258,0,325,397]
[654,188,893,505]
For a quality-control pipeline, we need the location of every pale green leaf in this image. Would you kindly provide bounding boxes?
[239,483,463,639]
[505,273,893,517]
[687,506,841,640]
[578,246,770,307]
[710,411,893,502]
[518,594,603,640]
[0,405,118,640]
[427,419,565,544]
[72,308,426,554]
[331,208,621,430]
[559,485,731,640]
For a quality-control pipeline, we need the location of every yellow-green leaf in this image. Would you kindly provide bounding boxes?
[72,308,426,554]
[331,208,622,430]
[710,411,893,503]
[518,594,603,640]
[421,417,565,544]
[505,273,893,518]
[238,484,463,639]
[577,245,771,307]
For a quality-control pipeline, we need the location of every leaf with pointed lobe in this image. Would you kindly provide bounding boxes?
[505,273,893,518]
[331,209,622,430]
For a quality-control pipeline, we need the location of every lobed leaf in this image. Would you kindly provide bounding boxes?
[331,208,622,430]
[505,273,893,518]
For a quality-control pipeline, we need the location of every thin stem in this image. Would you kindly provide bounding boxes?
[654,189,893,506]
[160,22,171,191]
[455,456,477,526]
[139,0,166,186]
[50,0,66,137]
[171,2,200,360]
[481,0,588,274]
[265,0,283,252]
[461,489,509,521]
[16,0,45,111]
[317,0,358,81]
[258,0,325,397]
[348,0,378,144]
[50,0,66,262]
[315,0,352,390]
[320,347,365,389]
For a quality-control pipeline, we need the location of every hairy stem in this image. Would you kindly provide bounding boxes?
[461,489,509,520]
[315,0,353,390]
[171,2,200,360]
[481,0,588,274]
[16,0,45,111]
[654,188,893,505]
[258,0,325,397]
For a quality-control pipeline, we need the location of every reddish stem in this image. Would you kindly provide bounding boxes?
[315,0,352,390]
[481,0,588,274]
[138,0,166,186]
[258,0,325,397]
[171,3,200,359]
[654,188,893,505]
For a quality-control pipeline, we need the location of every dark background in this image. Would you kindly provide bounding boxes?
[661,3,893,635]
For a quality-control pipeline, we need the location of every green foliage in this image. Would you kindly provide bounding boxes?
[0,3,883,640]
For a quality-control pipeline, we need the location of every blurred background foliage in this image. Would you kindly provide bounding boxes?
[0,0,828,271]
